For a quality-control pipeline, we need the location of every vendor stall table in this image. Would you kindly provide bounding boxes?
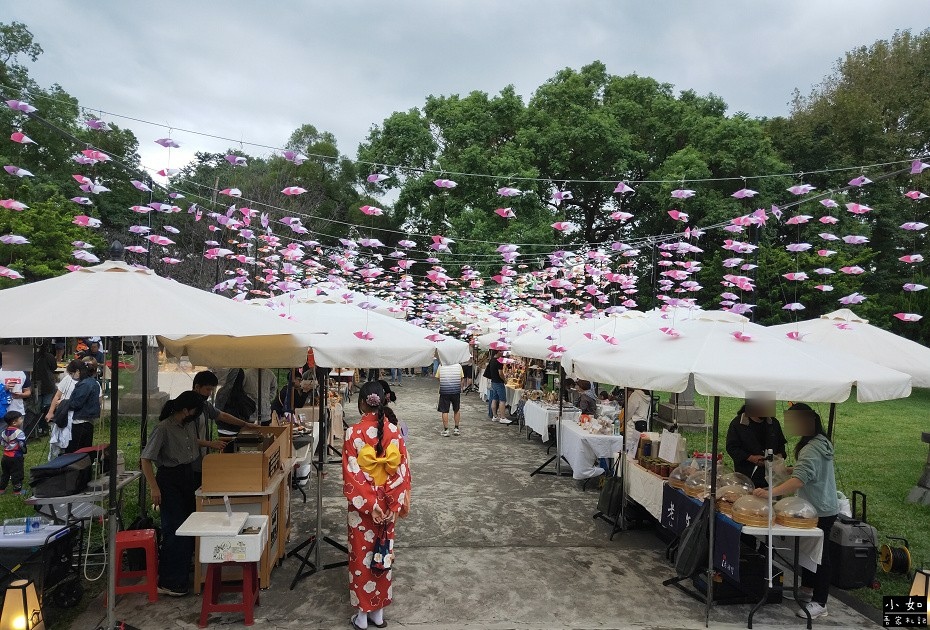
[194,464,293,592]
[624,460,665,520]
[477,376,522,412]
[660,485,824,629]
[559,419,624,480]
[26,470,141,527]
[0,522,83,608]
[523,400,581,442]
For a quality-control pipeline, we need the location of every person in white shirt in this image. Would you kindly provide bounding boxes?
[0,367,31,417]
[436,363,464,437]
[46,360,82,460]
[625,388,652,433]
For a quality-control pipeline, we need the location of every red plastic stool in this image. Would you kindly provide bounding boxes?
[199,561,260,627]
[113,529,158,602]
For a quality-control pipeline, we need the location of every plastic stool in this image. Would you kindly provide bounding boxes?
[114,529,158,602]
[199,561,260,627]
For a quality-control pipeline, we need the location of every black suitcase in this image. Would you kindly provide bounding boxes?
[828,490,878,589]
[29,453,92,498]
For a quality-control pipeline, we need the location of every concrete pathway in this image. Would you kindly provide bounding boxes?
[71,375,879,629]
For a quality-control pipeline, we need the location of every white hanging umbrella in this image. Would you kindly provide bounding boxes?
[769,308,930,389]
[562,309,911,403]
[0,252,316,630]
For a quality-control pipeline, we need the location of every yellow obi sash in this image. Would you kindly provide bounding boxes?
[358,443,401,486]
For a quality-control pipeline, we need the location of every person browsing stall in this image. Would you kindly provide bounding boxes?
[343,382,411,630]
[189,371,252,488]
[574,379,598,415]
[64,361,101,453]
[141,391,222,597]
[484,351,509,424]
[436,362,464,437]
[753,403,838,620]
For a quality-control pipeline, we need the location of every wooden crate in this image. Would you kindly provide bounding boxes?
[194,471,284,592]
[201,428,287,493]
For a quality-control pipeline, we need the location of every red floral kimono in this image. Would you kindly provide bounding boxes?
[342,413,411,612]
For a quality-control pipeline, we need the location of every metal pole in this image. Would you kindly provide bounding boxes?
[138,337,149,512]
[706,395,720,628]
[827,403,836,442]
[556,366,565,476]
[106,336,121,630]
[315,371,329,570]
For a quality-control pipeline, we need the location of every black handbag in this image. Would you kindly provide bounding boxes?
[52,399,71,428]
[596,457,624,518]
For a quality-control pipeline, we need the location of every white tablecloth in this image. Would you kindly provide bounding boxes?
[523,400,581,442]
[559,420,624,480]
[477,377,521,411]
[741,524,824,573]
[478,375,489,400]
[624,460,665,519]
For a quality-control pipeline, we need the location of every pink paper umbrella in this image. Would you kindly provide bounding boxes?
[0,235,29,245]
[732,188,758,199]
[359,205,383,216]
[786,243,812,253]
[840,266,866,275]
[124,245,148,254]
[845,203,872,215]
[785,215,812,225]
[225,155,247,166]
[901,222,928,231]
[128,226,151,234]
[220,188,242,198]
[842,235,869,245]
[70,197,92,205]
[614,182,635,194]
[131,180,151,192]
[83,118,109,131]
[900,254,924,264]
[894,313,922,322]
[839,292,867,304]
[911,160,930,174]
[367,173,389,183]
[782,303,805,311]
[0,267,24,280]
[848,175,872,187]
[904,191,928,200]
[820,199,838,208]
[788,184,816,195]
[671,189,695,199]
[281,186,307,196]
[814,268,835,275]
[145,235,175,246]
[497,187,522,197]
[424,333,446,342]
[495,207,515,218]
[433,179,457,189]
[353,331,374,341]
[81,149,109,161]
[130,205,152,214]
[819,216,839,224]
[783,272,808,281]
[904,283,928,292]
[551,221,577,232]
[817,249,837,257]
[786,331,807,340]
[10,132,35,144]
[5,100,36,114]
[154,138,180,148]
[72,215,101,228]
[819,233,840,241]
[157,168,180,177]
[814,285,834,292]
[161,257,181,265]
[668,210,689,222]
[732,331,753,341]
[282,151,308,165]
[610,211,633,222]
[0,199,28,211]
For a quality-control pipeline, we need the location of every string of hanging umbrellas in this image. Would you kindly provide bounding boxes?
[2,96,928,328]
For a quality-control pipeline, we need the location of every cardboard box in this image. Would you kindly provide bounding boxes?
[199,515,268,564]
[201,427,287,493]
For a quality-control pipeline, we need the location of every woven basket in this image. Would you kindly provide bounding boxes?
[668,478,686,491]
[775,515,818,529]
[732,513,771,528]
[716,500,734,517]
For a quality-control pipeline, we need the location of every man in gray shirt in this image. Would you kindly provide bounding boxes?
[189,371,254,488]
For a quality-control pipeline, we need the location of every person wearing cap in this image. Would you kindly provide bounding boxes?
[754,402,838,620]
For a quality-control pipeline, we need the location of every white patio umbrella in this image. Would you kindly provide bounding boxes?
[280,282,408,319]
[0,252,315,630]
[511,311,652,360]
[769,308,930,388]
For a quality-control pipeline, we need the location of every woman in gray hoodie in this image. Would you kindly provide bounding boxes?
[754,402,837,620]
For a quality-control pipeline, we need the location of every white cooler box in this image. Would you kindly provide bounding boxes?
[199,515,269,564]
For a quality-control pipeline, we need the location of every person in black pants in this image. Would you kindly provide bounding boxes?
[140,391,207,597]
[64,361,101,453]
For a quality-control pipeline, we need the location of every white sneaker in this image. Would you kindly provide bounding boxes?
[499,417,513,424]
[453,427,460,436]
[797,602,827,619]
[441,429,450,437]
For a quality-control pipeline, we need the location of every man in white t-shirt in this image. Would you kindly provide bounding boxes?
[0,369,31,417]
[436,362,464,437]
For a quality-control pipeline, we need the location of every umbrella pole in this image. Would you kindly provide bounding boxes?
[138,337,149,512]
[705,395,720,628]
[827,403,836,442]
[106,336,121,630]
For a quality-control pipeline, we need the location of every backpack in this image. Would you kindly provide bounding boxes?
[674,499,712,579]
[223,369,257,421]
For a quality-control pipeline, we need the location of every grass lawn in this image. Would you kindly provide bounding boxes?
[677,387,930,610]
[0,416,145,629]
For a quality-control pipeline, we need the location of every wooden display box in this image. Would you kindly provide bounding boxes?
[194,472,285,592]
[201,427,288,493]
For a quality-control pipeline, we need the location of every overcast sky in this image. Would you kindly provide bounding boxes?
[5,1,927,175]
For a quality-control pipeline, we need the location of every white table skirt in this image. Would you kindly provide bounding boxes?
[559,419,624,480]
[506,386,523,410]
[478,375,489,401]
[523,400,581,442]
[741,524,824,572]
[624,460,664,519]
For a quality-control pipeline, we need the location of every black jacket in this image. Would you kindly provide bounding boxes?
[725,415,787,488]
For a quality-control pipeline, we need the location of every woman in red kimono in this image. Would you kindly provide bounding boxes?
[343,381,411,630]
